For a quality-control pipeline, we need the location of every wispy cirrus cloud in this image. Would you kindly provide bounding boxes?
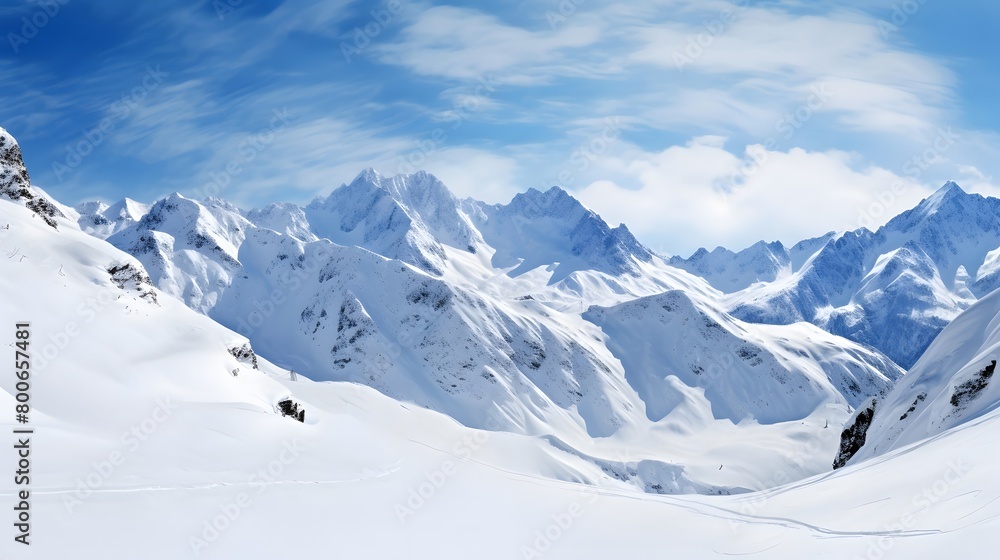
[373,5,604,84]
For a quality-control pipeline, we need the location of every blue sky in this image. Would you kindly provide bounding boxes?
[1,0,998,255]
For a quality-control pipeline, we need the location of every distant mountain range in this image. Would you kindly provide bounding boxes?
[59,166,898,444]
[672,182,1000,368]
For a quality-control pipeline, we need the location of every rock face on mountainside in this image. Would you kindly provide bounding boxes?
[0,128,31,195]
[833,397,877,469]
[0,127,62,228]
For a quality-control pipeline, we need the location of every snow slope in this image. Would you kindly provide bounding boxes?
[844,286,1000,465]
[585,290,900,424]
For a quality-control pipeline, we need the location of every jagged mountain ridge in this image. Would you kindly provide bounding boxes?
[463,186,654,282]
[668,240,792,293]
[672,182,1000,368]
[106,194,249,313]
[74,197,151,239]
[303,169,484,276]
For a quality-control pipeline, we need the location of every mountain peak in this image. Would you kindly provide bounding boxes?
[75,200,109,215]
[162,191,190,204]
[337,168,454,207]
[873,182,975,237]
[305,169,477,274]
[534,185,572,201]
[75,197,151,239]
[356,167,381,182]
[507,185,585,218]
[920,180,966,207]
[938,180,964,195]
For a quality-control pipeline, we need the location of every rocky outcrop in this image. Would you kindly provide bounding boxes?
[0,127,61,229]
[833,397,878,469]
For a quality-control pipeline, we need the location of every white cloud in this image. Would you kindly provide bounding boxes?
[374,5,603,84]
[955,165,1000,199]
[407,147,522,203]
[627,7,954,137]
[575,139,933,255]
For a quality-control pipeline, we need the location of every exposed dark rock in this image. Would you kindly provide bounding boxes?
[107,263,158,304]
[277,398,305,423]
[1,130,62,229]
[899,392,927,421]
[228,343,259,370]
[950,360,996,408]
[833,397,878,469]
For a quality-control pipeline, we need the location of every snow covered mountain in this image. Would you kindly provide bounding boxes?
[0,128,892,497]
[463,186,653,282]
[677,182,1000,368]
[2,130,891,498]
[585,290,900,425]
[835,285,1000,467]
[303,168,483,275]
[74,197,151,239]
[106,194,250,313]
[245,201,317,243]
[668,240,792,293]
[74,164,902,448]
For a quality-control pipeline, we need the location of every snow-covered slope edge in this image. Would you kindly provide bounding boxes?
[838,287,1000,467]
